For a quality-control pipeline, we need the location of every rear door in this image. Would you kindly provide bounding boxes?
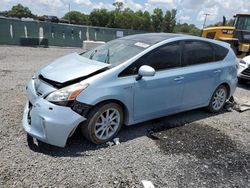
[181,40,222,108]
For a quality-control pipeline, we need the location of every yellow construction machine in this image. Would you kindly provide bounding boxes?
[202,14,250,57]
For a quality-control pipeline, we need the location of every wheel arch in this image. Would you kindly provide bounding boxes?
[220,82,231,99]
[208,82,231,106]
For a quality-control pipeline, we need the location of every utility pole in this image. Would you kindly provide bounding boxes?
[68,3,70,24]
[203,13,210,28]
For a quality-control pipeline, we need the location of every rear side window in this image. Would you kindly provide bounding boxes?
[119,42,181,76]
[184,41,214,65]
[183,40,229,66]
[212,43,229,61]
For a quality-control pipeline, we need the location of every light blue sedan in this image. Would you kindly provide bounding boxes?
[23,33,238,147]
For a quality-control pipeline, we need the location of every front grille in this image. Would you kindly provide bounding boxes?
[242,67,250,76]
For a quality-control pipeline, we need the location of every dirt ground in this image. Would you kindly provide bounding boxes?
[0,46,250,187]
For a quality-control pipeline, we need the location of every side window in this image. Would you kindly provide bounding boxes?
[212,43,229,61]
[184,40,214,66]
[119,42,181,76]
[143,42,181,70]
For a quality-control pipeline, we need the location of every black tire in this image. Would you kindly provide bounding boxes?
[81,102,123,144]
[238,77,246,85]
[207,85,228,113]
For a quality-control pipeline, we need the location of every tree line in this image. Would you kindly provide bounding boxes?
[0,3,201,36]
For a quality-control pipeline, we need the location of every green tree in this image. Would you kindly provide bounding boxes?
[227,18,235,26]
[63,11,88,25]
[132,10,153,31]
[207,17,235,27]
[151,8,163,32]
[114,8,135,29]
[174,23,201,36]
[162,9,176,33]
[7,4,34,18]
[142,11,153,31]
[89,9,112,27]
[112,2,124,12]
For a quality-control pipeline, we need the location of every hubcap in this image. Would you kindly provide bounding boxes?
[94,108,120,140]
[212,88,226,111]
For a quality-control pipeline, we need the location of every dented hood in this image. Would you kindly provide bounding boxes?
[40,53,110,83]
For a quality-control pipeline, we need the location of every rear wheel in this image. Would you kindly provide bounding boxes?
[207,85,228,113]
[81,103,123,144]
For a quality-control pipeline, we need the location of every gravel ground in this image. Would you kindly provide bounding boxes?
[0,46,250,188]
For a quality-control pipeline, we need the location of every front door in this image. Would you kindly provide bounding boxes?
[134,69,184,121]
[132,41,184,122]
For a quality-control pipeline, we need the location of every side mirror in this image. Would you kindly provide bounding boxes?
[136,65,155,81]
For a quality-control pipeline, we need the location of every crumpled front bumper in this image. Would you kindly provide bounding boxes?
[22,80,86,147]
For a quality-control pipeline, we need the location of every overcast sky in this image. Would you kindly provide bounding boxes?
[1,0,250,28]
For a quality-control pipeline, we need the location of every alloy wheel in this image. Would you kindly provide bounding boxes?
[212,88,226,111]
[94,108,120,140]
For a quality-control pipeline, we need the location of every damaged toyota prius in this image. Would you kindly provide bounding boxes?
[23,33,238,147]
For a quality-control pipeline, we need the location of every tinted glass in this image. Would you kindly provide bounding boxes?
[184,41,214,65]
[144,42,181,70]
[212,43,229,61]
[236,16,250,30]
[119,42,181,76]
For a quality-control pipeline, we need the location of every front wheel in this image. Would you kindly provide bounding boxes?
[207,85,228,113]
[81,103,123,144]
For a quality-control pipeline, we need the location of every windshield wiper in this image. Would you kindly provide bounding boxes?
[104,49,110,64]
[89,49,97,59]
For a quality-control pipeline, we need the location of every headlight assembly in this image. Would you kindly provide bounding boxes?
[46,83,89,103]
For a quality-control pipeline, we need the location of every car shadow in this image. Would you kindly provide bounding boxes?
[27,108,229,157]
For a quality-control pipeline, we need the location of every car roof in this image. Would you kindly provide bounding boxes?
[121,33,185,45]
[120,32,230,50]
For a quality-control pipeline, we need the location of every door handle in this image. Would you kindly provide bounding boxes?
[174,76,184,81]
[213,69,221,73]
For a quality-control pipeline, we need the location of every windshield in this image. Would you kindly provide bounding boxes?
[81,39,149,67]
[236,16,250,30]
